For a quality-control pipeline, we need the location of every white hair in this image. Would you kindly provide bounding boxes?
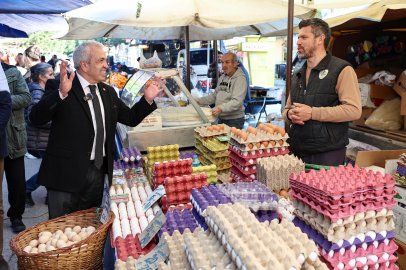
[73,41,105,70]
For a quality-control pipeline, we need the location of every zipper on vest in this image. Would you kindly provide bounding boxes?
[300,83,306,95]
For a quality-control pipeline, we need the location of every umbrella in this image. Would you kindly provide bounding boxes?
[0,23,28,38]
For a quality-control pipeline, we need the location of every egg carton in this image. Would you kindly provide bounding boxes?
[122,147,142,164]
[147,144,180,153]
[228,144,289,160]
[112,166,127,186]
[164,173,208,196]
[229,137,289,152]
[114,234,156,262]
[252,210,279,224]
[294,207,395,243]
[229,159,257,175]
[194,125,230,137]
[161,195,194,214]
[147,150,180,160]
[289,165,396,198]
[184,227,236,270]
[230,129,289,144]
[257,155,304,194]
[190,186,232,217]
[180,150,197,160]
[294,199,395,232]
[217,172,232,183]
[115,256,138,270]
[159,208,198,238]
[228,151,257,166]
[230,166,256,182]
[162,230,191,270]
[148,155,180,166]
[205,203,327,270]
[292,217,396,253]
[319,240,399,270]
[217,181,278,212]
[206,155,230,166]
[197,154,211,166]
[192,165,218,185]
[291,186,396,210]
[393,173,406,187]
[293,194,397,221]
[320,254,399,270]
[194,135,229,152]
[195,140,230,158]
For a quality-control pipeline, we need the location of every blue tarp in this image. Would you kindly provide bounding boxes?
[0,0,93,14]
[0,23,28,38]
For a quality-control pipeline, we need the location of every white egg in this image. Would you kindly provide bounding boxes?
[64,228,72,234]
[38,244,46,249]
[78,232,88,239]
[46,246,56,252]
[23,246,32,253]
[38,236,50,244]
[72,226,82,234]
[29,240,38,247]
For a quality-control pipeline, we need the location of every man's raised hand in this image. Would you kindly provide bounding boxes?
[144,76,166,104]
[59,60,75,97]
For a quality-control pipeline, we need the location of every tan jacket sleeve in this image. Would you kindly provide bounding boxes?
[311,66,362,122]
[282,94,292,124]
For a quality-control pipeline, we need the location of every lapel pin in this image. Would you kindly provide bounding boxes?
[103,88,106,91]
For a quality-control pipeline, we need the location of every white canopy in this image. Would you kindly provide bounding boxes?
[59,0,315,40]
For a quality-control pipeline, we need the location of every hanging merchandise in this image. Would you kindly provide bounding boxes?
[139,50,163,69]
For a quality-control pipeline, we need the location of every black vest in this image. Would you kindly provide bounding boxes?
[288,52,350,158]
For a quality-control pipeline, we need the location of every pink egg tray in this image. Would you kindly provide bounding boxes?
[152,159,193,186]
[164,173,208,205]
[229,158,257,175]
[294,196,396,221]
[290,187,397,209]
[228,151,257,166]
[229,139,290,155]
[230,166,256,182]
[113,233,156,261]
[319,253,398,270]
[289,165,395,197]
[319,240,398,269]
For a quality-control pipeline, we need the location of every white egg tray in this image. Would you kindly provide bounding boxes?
[229,138,289,152]
[230,129,289,144]
[195,125,230,138]
[115,256,137,270]
[162,230,191,270]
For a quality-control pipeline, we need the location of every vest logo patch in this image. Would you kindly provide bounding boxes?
[319,69,329,79]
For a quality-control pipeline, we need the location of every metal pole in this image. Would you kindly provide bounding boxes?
[285,0,294,132]
[206,41,210,94]
[185,26,191,91]
[213,40,218,87]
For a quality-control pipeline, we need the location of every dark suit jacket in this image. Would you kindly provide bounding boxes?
[29,73,156,192]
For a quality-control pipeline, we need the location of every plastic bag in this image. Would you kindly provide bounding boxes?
[358,71,396,86]
[139,50,162,69]
[358,83,377,108]
[365,98,404,130]
[346,138,380,157]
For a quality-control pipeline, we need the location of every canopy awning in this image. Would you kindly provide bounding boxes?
[0,0,93,14]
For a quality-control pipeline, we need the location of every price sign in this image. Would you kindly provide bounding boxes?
[100,190,111,224]
[134,237,170,270]
[217,136,230,142]
[142,185,166,212]
[138,210,166,248]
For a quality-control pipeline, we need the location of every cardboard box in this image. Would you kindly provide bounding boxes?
[355,150,406,168]
[401,92,406,116]
[394,239,406,270]
[358,56,402,70]
[355,68,399,99]
[394,70,406,96]
[354,68,381,79]
[353,108,376,127]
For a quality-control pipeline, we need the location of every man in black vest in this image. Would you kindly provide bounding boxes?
[283,18,361,166]
[30,41,166,219]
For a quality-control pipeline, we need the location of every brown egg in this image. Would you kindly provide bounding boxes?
[266,128,274,135]
[240,132,248,141]
[215,158,219,162]
[246,126,252,132]
[258,124,265,130]
[262,141,269,147]
[221,157,225,161]
[230,127,237,134]
[226,163,230,167]
[219,164,224,168]
[270,141,276,146]
[270,124,277,130]
[218,124,224,131]
[203,137,207,141]
[279,190,287,198]
[278,140,283,146]
[213,126,221,132]
[265,123,273,128]
[255,142,261,148]
[249,128,257,135]
[276,127,286,136]
[209,136,213,140]
[228,177,233,182]
[248,143,253,149]
[207,127,214,132]
[236,129,241,137]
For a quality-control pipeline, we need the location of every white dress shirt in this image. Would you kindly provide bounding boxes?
[76,72,106,160]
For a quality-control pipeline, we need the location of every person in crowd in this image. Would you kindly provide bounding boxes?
[53,59,62,77]
[16,53,24,67]
[30,41,166,219]
[25,63,55,206]
[283,18,361,166]
[40,56,46,63]
[195,52,247,129]
[1,60,31,232]
[237,58,251,109]
[23,45,42,82]
[0,63,12,270]
[116,62,137,75]
[0,52,27,76]
[207,51,223,89]
[47,55,57,69]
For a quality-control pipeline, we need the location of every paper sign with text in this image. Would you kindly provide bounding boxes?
[217,136,230,142]
[142,185,165,211]
[100,190,111,224]
[134,237,169,270]
[133,109,162,131]
[138,210,166,248]
[110,193,129,204]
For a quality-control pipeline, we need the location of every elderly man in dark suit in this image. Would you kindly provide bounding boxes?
[30,41,165,219]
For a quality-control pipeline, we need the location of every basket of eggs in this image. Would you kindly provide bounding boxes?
[10,207,115,270]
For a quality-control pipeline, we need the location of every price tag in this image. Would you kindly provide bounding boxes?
[142,185,166,212]
[110,193,129,204]
[138,210,166,248]
[217,136,230,142]
[134,237,170,270]
[100,190,111,224]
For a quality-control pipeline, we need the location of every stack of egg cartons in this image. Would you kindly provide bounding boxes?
[192,164,218,185]
[228,125,289,182]
[217,181,279,224]
[122,147,143,170]
[204,203,327,270]
[159,208,198,237]
[163,173,208,206]
[290,165,399,270]
[257,154,304,193]
[194,125,232,180]
[152,159,193,189]
[394,153,406,187]
[113,160,126,185]
[145,144,180,181]
[110,183,162,262]
[190,185,232,232]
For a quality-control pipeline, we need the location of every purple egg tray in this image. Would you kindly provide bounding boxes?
[252,209,279,223]
[180,150,197,160]
[190,186,232,216]
[122,147,142,165]
[113,160,124,171]
[159,208,198,237]
[292,217,395,252]
[192,208,208,232]
[397,163,406,176]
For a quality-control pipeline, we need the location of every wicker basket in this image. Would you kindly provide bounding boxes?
[10,207,115,270]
